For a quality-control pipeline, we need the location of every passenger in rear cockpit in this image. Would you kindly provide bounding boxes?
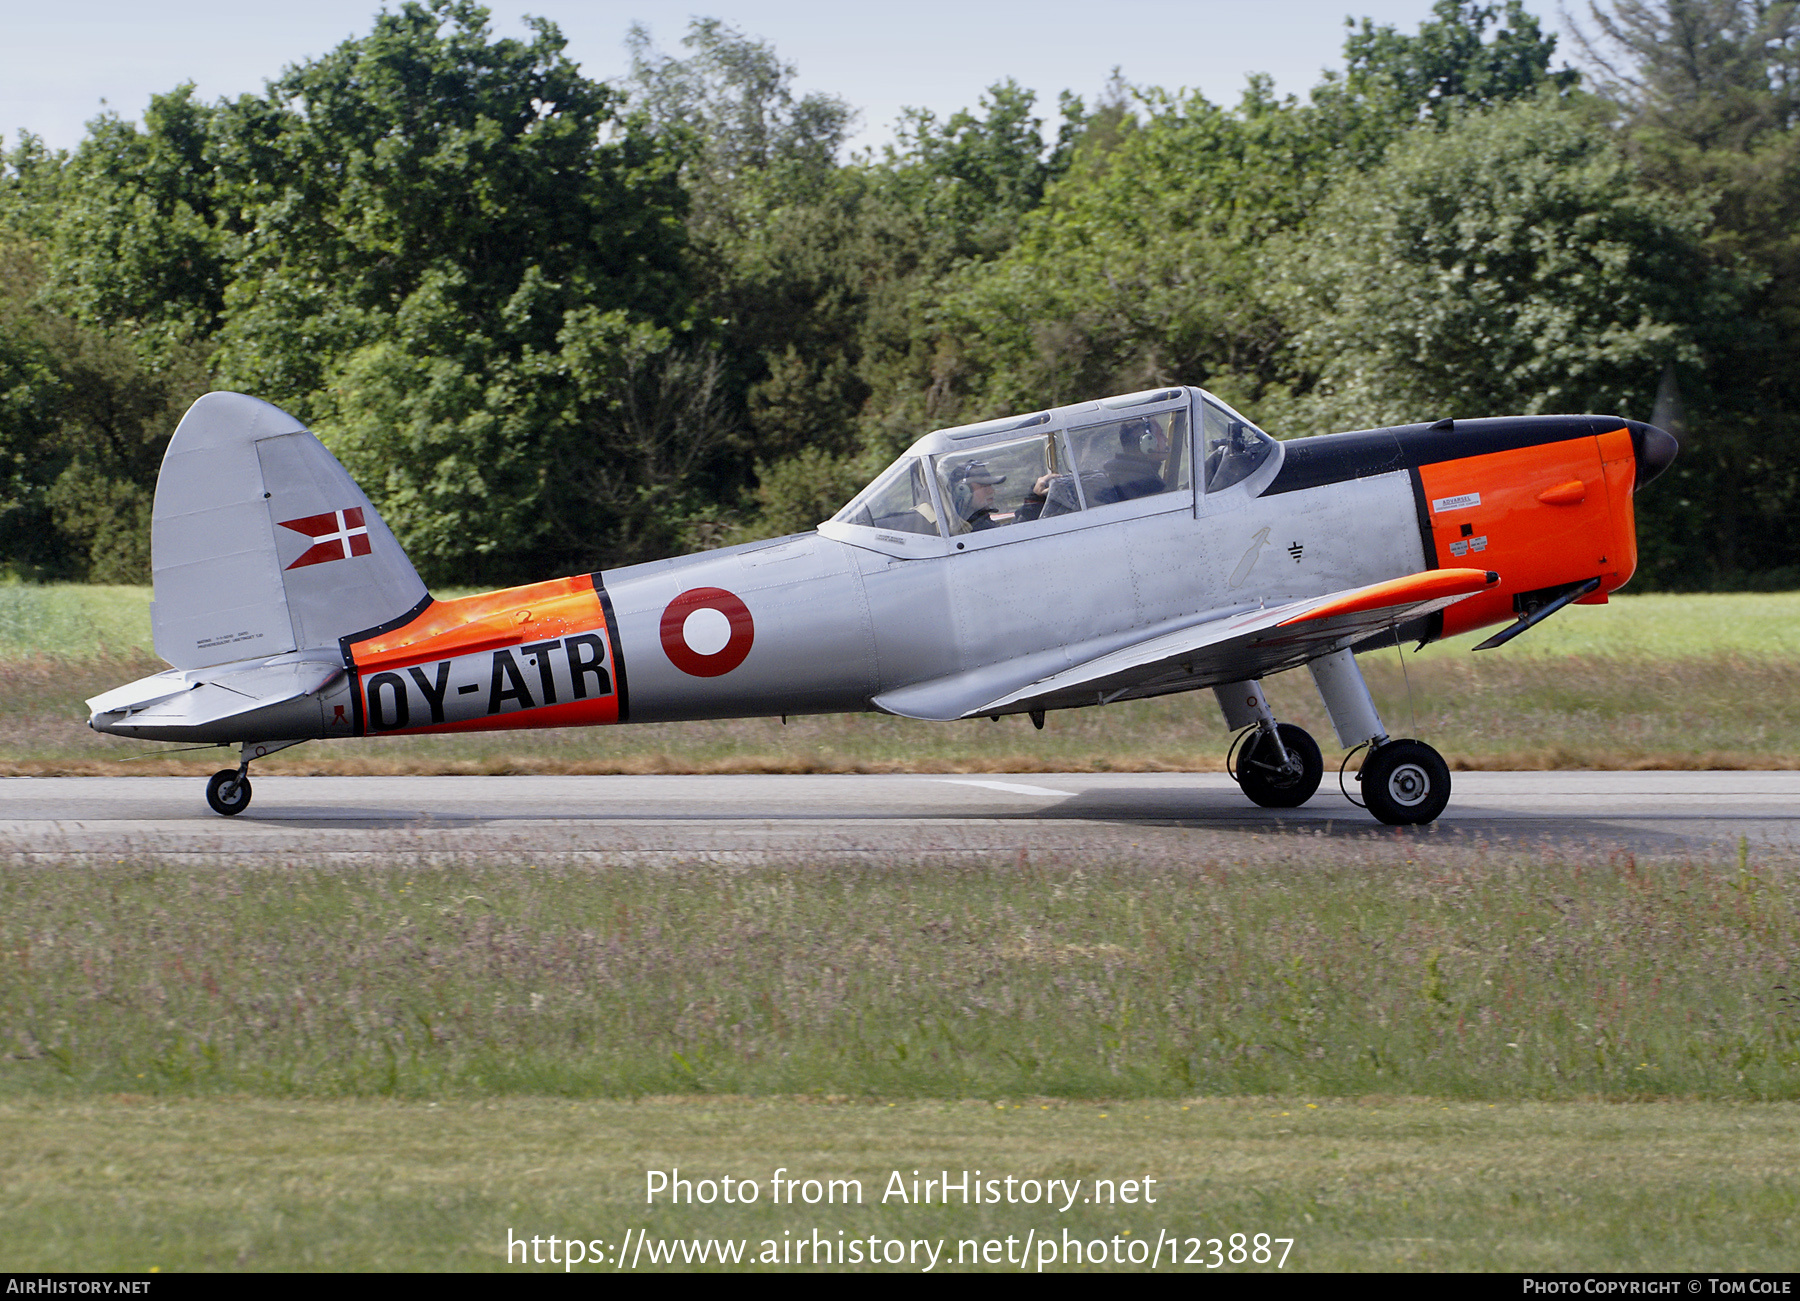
[1098,418,1168,502]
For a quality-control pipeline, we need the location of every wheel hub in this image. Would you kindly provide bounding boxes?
[1384,762,1431,807]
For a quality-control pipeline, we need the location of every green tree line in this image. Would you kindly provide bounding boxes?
[0,0,1794,589]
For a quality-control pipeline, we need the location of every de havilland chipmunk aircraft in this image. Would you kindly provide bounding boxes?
[85,387,1675,824]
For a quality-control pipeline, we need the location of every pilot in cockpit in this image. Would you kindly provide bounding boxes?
[949,460,1012,531]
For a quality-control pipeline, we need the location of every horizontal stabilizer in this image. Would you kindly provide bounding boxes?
[874,568,1496,722]
[86,655,350,744]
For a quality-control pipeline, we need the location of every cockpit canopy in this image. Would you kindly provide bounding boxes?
[828,387,1279,542]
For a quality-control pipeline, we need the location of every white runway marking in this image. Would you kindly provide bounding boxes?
[930,778,1073,799]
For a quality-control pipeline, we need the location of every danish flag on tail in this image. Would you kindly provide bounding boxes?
[278,508,372,569]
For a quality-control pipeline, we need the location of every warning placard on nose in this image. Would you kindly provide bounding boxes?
[1431,492,1481,514]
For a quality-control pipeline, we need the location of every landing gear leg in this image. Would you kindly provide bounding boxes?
[202,739,307,817]
[1307,648,1451,826]
[1215,681,1323,808]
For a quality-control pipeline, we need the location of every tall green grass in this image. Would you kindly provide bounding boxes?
[6,841,1798,1102]
[0,584,154,658]
[1433,590,1800,658]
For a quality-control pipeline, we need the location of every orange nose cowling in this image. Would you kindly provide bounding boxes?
[1418,432,1636,642]
[1594,425,1641,599]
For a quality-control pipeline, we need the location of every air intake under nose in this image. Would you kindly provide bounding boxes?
[1630,421,1678,490]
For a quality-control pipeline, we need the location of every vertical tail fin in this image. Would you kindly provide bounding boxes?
[151,392,428,669]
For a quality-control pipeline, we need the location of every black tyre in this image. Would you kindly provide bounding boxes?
[1360,740,1450,826]
[1236,723,1323,809]
[206,769,252,817]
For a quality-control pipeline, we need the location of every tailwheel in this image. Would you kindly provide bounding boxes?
[206,769,253,817]
[1234,722,1323,809]
[1359,739,1450,826]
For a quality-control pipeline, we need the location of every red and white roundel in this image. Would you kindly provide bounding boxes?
[660,587,755,677]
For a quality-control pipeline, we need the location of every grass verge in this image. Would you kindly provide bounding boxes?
[6,841,1799,1102]
[3,1094,1795,1271]
[6,831,1798,1272]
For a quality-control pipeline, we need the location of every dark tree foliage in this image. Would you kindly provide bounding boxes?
[0,134,68,243]
[46,86,229,347]
[1572,1,1800,583]
[198,1,704,584]
[1335,0,1578,119]
[1278,99,1732,431]
[882,80,1086,260]
[1573,0,1800,143]
[5,2,1800,587]
[624,19,862,525]
[901,1,1576,431]
[212,1,691,407]
[0,238,210,581]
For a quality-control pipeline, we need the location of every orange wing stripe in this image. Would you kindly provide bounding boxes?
[1278,568,1497,627]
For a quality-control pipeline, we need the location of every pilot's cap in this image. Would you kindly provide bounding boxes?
[951,461,1005,486]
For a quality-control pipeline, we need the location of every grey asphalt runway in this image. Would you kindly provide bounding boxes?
[1,771,1796,860]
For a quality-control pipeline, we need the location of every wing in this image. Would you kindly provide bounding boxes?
[873,568,1498,722]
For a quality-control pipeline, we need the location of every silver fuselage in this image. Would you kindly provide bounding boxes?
[601,468,1422,723]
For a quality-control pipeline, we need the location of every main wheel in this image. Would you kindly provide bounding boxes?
[205,769,252,817]
[1359,740,1450,826]
[1236,723,1323,808]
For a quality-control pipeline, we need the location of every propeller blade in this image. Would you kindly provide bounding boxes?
[1651,361,1687,446]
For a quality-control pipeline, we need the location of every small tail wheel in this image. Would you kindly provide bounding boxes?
[206,769,253,817]
[1360,740,1450,826]
[1235,722,1323,809]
